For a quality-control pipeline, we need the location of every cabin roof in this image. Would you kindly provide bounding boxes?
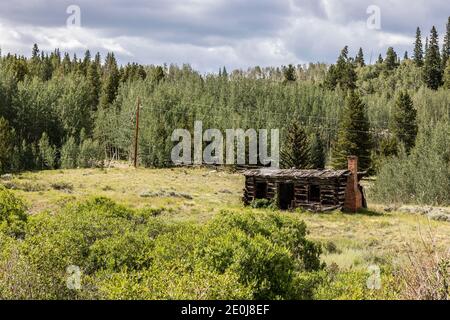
[242,168,351,179]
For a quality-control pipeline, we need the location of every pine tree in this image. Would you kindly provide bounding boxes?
[325,46,357,91]
[222,66,228,78]
[20,139,35,170]
[38,132,56,169]
[384,47,398,70]
[392,91,418,153]
[31,44,39,59]
[377,54,384,64]
[442,17,450,71]
[283,64,296,83]
[99,52,120,108]
[60,136,79,169]
[324,65,337,89]
[281,121,310,169]
[413,27,424,66]
[41,55,53,81]
[309,133,326,169]
[332,91,372,171]
[444,59,450,89]
[152,66,165,83]
[336,46,357,90]
[0,117,15,173]
[82,50,91,76]
[423,26,442,90]
[87,62,101,110]
[355,48,365,67]
[94,52,102,72]
[61,53,72,74]
[29,44,42,78]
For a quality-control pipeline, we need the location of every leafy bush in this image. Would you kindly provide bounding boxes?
[0,186,27,238]
[250,198,273,209]
[0,197,324,300]
[95,264,253,300]
[314,268,399,300]
[51,181,74,192]
[198,210,324,299]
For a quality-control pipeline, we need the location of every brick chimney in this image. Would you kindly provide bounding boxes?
[343,156,363,212]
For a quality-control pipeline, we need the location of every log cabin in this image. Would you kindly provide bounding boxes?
[242,156,366,212]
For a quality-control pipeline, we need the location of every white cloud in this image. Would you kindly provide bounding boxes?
[0,0,447,71]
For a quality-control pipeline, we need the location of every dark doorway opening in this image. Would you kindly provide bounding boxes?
[255,182,268,199]
[308,185,321,203]
[278,183,294,210]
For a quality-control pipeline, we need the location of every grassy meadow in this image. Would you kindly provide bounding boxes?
[3,166,450,276]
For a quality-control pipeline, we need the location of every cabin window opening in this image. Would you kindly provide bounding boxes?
[308,185,321,203]
[255,182,268,199]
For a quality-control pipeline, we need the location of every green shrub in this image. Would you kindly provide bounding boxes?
[86,230,155,272]
[208,210,324,271]
[95,264,253,300]
[0,198,324,300]
[51,181,74,192]
[250,198,273,209]
[198,211,324,299]
[314,269,399,300]
[4,197,170,299]
[0,186,28,238]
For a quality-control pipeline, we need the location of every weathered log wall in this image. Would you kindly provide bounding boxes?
[243,175,348,211]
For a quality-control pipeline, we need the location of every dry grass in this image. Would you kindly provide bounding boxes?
[2,166,450,273]
[395,224,450,300]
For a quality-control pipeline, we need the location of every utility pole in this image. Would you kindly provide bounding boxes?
[133,97,141,168]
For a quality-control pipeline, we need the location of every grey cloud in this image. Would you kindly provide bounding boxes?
[0,0,448,71]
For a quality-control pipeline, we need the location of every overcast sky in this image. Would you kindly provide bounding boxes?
[0,0,448,72]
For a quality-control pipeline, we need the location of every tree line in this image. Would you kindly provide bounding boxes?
[0,18,449,205]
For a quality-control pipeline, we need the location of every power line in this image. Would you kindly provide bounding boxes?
[122,106,409,134]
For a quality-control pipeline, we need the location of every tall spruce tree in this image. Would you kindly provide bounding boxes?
[152,66,165,83]
[87,62,101,110]
[403,51,409,60]
[444,59,450,89]
[325,46,357,91]
[377,54,384,64]
[413,27,424,66]
[336,46,357,90]
[38,132,56,169]
[82,50,91,76]
[392,91,418,153]
[424,26,442,90]
[355,48,365,67]
[222,66,228,78]
[0,117,15,173]
[332,91,372,171]
[384,47,399,70]
[99,52,120,108]
[281,121,310,169]
[442,17,450,71]
[283,64,297,83]
[309,133,326,169]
